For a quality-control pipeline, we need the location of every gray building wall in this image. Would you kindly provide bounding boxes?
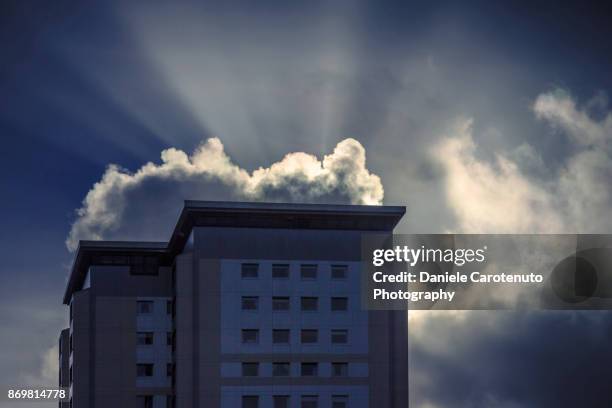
[168,226,408,408]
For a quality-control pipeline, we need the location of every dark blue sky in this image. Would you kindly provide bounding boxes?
[1,1,612,406]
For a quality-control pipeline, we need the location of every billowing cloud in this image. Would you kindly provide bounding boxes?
[433,90,612,234]
[415,90,612,407]
[66,137,383,250]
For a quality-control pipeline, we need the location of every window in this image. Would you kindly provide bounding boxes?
[167,332,173,346]
[137,332,154,345]
[332,395,348,408]
[331,329,348,344]
[300,264,317,279]
[300,363,318,377]
[273,329,290,344]
[166,300,173,315]
[242,329,259,344]
[301,297,318,311]
[242,396,259,408]
[136,364,153,377]
[242,362,259,377]
[272,264,290,279]
[137,301,153,314]
[272,297,290,311]
[331,265,348,280]
[274,395,290,408]
[331,297,348,311]
[167,396,176,408]
[301,329,318,344]
[301,395,318,408]
[167,363,173,377]
[332,362,348,377]
[136,396,153,408]
[241,263,259,278]
[272,362,290,377]
[242,296,259,311]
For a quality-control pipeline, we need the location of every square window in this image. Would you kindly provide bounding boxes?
[332,395,348,408]
[301,395,318,408]
[301,297,318,311]
[137,332,154,345]
[242,362,259,377]
[242,329,259,344]
[331,329,348,344]
[136,301,153,314]
[300,363,318,377]
[242,296,258,311]
[136,364,153,377]
[242,396,259,408]
[241,263,259,278]
[136,395,153,408]
[274,395,290,408]
[300,264,317,280]
[301,329,318,344]
[272,264,290,279]
[331,297,348,311]
[331,265,348,279]
[272,362,290,377]
[273,329,290,344]
[272,297,290,311]
[332,362,348,377]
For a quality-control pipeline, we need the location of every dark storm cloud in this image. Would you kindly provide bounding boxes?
[409,311,612,408]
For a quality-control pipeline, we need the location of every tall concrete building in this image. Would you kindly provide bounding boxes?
[59,201,407,408]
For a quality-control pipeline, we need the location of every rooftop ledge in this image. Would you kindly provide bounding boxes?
[63,200,405,304]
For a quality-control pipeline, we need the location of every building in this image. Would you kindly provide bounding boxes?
[59,200,407,408]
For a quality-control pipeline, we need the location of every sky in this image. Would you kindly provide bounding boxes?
[1,1,612,407]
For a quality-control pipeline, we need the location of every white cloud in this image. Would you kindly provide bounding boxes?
[66,137,383,250]
[433,90,612,234]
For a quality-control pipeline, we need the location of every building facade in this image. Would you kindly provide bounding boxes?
[59,201,407,408]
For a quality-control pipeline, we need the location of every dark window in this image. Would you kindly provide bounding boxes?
[272,362,290,377]
[167,363,173,377]
[300,264,317,280]
[301,395,318,408]
[332,362,348,377]
[136,396,153,408]
[273,329,290,344]
[242,396,259,408]
[301,329,318,344]
[242,362,259,377]
[167,396,176,408]
[274,395,290,408]
[242,329,259,344]
[331,297,348,311]
[166,300,173,315]
[241,263,259,278]
[301,297,318,311]
[242,296,258,311]
[272,297,290,311]
[137,332,154,345]
[332,395,348,408]
[167,332,173,346]
[272,264,290,279]
[331,265,348,280]
[300,363,318,377]
[136,364,153,377]
[136,301,153,314]
[331,329,348,344]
